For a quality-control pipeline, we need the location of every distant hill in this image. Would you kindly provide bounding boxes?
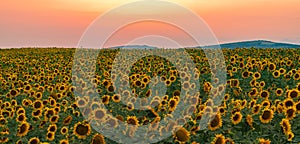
[201,40,300,49]
[107,40,300,49]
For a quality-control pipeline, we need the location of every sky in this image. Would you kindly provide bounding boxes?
[1,0,300,48]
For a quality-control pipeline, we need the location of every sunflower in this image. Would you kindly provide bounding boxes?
[248,88,258,97]
[268,63,276,71]
[283,98,294,109]
[134,80,142,87]
[47,124,57,132]
[293,72,300,80]
[73,121,91,139]
[173,90,180,97]
[60,126,68,135]
[24,84,32,92]
[211,134,226,144]
[260,90,269,99]
[182,81,191,91]
[16,114,27,123]
[261,100,270,108]
[219,107,226,115]
[112,115,124,123]
[11,99,17,106]
[285,107,296,120]
[28,137,40,144]
[231,112,242,125]
[253,72,261,79]
[33,100,43,109]
[287,89,299,99]
[165,79,172,87]
[105,116,118,128]
[49,99,56,107]
[22,99,31,107]
[258,138,271,144]
[31,109,42,117]
[230,79,239,87]
[60,139,69,144]
[287,131,294,141]
[279,67,286,74]
[49,115,59,123]
[295,101,300,113]
[46,132,55,141]
[208,113,223,131]
[126,102,134,111]
[169,75,177,82]
[106,85,115,93]
[93,108,106,121]
[76,97,87,108]
[168,98,178,112]
[252,104,261,115]
[91,133,106,144]
[174,127,190,143]
[112,94,121,103]
[240,100,247,109]
[242,71,250,78]
[126,116,139,126]
[280,118,291,135]
[246,114,253,128]
[224,94,230,101]
[0,118,7,127]
[9,89,19,97]
[277,104,284,114]
[272,70,280,78]
[101,95,110,105]
[17,121,30,137]
[275,88,283,96]
[0,137,9,143]
[63,115,73,125]
[259,109,274,124]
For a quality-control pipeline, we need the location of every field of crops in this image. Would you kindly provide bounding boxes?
[0,48,299,144]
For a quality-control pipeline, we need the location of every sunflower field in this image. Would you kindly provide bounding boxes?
[0,47,299,144]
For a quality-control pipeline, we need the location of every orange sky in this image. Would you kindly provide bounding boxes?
[1,0,300,48]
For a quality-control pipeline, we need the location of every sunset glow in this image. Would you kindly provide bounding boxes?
[1,0,300,48]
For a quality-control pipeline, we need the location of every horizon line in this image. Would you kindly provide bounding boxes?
[1,39,300,49]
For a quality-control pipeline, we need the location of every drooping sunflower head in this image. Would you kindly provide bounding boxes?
[280,118,291,135]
